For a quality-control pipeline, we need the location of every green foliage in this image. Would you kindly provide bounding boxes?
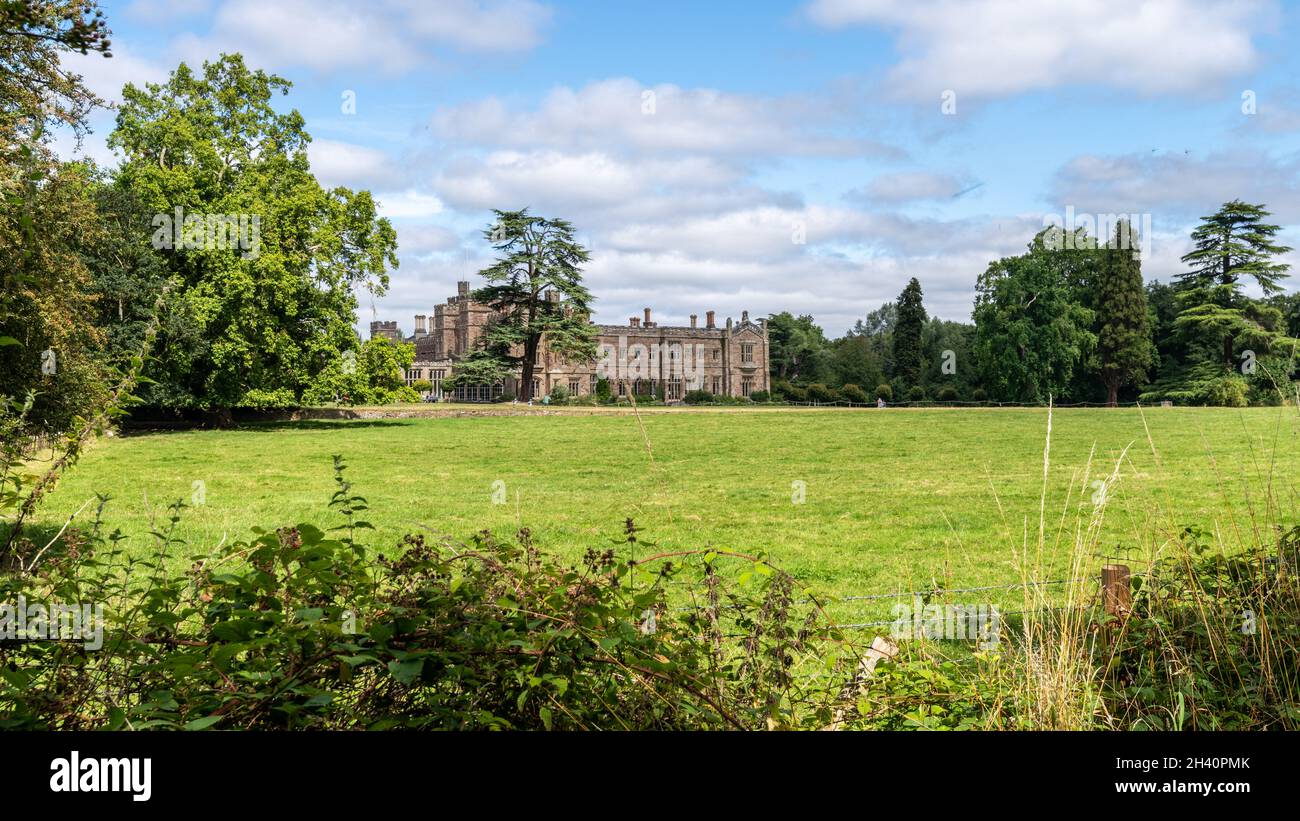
[548,383,568,402]
[766,312,831,384]
[469,209,597,403]
[805,383,838,403]
[594,377,611,402]
[748,389,769,403]
[1095,221,1154,405]
[874,383,892,401]
[893,278,926,390]
[973,230,1096,402]
[0,461,864,730]
[303,336,418,406]
[935,385,958,401]
[107,54,398,411]
[683,389,713,404]
[906,385,925,402]
[1103,526,1300,730]
[840,384,868,404]
[1140,361,1249,407]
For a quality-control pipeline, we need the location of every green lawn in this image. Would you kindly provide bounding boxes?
[33,405,1300,621]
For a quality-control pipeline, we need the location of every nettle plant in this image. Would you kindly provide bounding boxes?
[0,457,870,730]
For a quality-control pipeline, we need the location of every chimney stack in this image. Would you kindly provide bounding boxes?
[414,314,427,336]
[706,310,715,329]
[630,316,640,327]
[690,314,697,328]
[644,307,652,327]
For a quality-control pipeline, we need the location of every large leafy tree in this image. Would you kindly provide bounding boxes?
[468,209,596,402]
[1175,200,1291,367]
[107,54,398,413]
[1,0,113,438]
[1095,221,1153,406]
[766,312,831,384]
[973,230,1095,402]
[892,277,926,390]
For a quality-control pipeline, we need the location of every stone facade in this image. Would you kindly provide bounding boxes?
[386,281,770,402]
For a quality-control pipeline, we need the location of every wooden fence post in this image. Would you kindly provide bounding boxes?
[1102,564,1132,619]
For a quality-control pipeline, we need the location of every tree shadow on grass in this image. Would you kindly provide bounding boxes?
[119,419,416,436]
[234,419,417,433]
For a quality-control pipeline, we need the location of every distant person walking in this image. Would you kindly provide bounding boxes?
[877,397,886,409]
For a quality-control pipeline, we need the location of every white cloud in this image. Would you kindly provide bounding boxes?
[431,78,897,158]
[172,0,551,75]
[433,149,759,218]
[806,0,1272,98]
[1048,150,1300,224]
[308,139,408,190]
[374,190,446,219]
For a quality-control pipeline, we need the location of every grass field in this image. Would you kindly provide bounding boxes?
[32,404,1300,621]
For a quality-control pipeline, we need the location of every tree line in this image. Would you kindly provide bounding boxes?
[769,210,1298,406]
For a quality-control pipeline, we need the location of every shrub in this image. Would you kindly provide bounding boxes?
[684,389,714,405]
[749,390,769,403]
[1204,375,1248,407]
[935,385,958,402]
[595,377,611,402]
[906,386,926,402]
[549,383,569,402]
[874,384,893,401]
[971,387,987,402]
[1097,525,1300,729]
[840,384,869,404]
[806,383,838,403]
[784,385,807,403]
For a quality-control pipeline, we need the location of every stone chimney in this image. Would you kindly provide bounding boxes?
[706,310,715,329]
[690,314,697,328]
[414,314,427,336]
[630,316,641,327]
[643,307,653,327]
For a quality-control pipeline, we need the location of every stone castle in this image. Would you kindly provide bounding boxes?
[370,281,771,402]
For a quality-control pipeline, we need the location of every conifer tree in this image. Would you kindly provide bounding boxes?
[1095,220,1153,406]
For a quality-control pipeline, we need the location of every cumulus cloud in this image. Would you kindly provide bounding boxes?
[373,190,446,219]
[1047,150,1300,224]
[431,78,899,158]
[308,139,409,190]
[172,0,551,74]
[805,0,1272,99]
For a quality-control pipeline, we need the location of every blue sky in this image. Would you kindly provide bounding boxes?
[60,0,1300,335]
